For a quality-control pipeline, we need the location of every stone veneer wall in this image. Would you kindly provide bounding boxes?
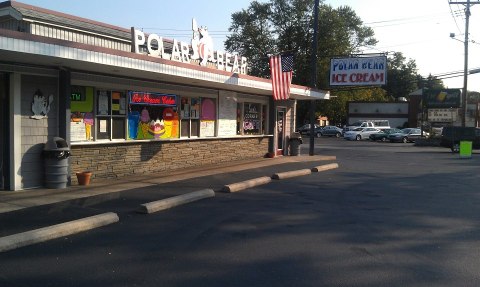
[70,137,269,185]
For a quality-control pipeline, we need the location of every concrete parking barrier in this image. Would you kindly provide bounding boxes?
[311,163,339,172]
[138,189,215,214]
[0,212,119,252]
[272,169,312,180]
[223,176,272,193]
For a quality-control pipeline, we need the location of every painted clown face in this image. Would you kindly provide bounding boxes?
[149,119,165,138]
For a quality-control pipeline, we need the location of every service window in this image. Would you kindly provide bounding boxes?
[200,98,216,137]
[180,97,201,138]
[127,91,179,140]
[96,90,127,140]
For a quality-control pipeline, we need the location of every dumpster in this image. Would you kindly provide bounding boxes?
[289,132,303,156]
[43,137,70,189]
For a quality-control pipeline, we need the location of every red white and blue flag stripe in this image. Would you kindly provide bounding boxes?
[269,53,294,101]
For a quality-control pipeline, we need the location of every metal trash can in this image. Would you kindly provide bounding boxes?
[43,137,70,189]
[289,132,303,156]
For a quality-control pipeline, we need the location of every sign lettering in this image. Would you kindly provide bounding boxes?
[330,56,387,87]
[132,24,248,75]
[129,91,177,106]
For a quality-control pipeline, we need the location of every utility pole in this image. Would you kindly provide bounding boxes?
[309,0,319,156]
[449,0,480,127]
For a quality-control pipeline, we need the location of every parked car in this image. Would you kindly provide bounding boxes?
[319,125,343,137]
[296,124,320,135]
[305,126,323,137]
[344,127,382,141]
[369,128,402,142]
[440,126,480,152]
[388,128,426,143]
[343,120,390,132]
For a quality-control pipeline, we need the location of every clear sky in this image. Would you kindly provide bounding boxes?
[14,0,480,93]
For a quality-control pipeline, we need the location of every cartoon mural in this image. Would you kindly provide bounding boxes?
[84,112,94,141]
[137,107,152,139]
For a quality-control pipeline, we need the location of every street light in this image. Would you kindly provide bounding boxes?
[470,68,480,74]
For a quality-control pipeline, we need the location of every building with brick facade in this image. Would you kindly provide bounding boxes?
[0,1,329,191]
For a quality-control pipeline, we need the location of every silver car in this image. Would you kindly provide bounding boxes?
[344,127,382,141]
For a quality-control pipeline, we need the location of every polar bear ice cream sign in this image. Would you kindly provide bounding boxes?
[132,19,248,74]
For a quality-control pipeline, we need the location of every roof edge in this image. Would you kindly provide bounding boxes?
[9,1,131,34]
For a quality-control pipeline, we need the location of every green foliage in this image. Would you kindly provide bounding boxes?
[225,0,376,86]
[383,52,418,99]
[225,1,275,77]
[416,74,445,90]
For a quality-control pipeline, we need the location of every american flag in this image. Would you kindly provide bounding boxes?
[269,53,294,101]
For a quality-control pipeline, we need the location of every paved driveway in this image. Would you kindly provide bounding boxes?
[1,138,479,287]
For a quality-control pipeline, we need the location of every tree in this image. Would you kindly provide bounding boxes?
[225,1,275,77]
[383,52,418,99]
[416,74,445,90]
[225,0,383,125]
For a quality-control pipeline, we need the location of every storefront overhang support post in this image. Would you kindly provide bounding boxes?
[309,0,320,156]
[59,68,71,185]
[59,68,71,142]
[268,96,275,155]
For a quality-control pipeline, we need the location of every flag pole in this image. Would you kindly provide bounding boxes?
[309,0,320,156]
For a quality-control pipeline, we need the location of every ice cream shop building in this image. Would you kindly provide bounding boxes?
[0,1,329,191]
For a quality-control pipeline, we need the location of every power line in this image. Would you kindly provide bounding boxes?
[448,0,464,33]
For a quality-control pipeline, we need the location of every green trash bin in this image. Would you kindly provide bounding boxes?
[459,141,472,158]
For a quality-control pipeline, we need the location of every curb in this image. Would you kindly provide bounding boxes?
[272,169,312,180]
[138,189,215,214]
[311,163,339,172]
[0,212,119,252]
[223,176,272,193]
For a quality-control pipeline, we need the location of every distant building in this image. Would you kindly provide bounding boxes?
[347,101,409,129]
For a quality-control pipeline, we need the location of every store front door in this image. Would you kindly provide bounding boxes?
[276,107,286,156]
[0,73,9,190]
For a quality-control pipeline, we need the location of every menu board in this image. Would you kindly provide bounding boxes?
[218,91,237,136]
[243,103,261,134]
[70,121,86,141]
[200,120,215,137]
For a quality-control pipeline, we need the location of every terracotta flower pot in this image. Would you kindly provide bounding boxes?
[266,152,275,158]
[76,171,92,186]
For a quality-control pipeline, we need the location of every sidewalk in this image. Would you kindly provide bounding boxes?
[0,155,336,215]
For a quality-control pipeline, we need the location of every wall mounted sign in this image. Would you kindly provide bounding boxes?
[330,56,387,87]
[129,91,177,107]
[31,89,53,120]
[428,108,457,122]
[424,89,461,108]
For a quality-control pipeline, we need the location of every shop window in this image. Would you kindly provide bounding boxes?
[180,97,201,137]
[243,103,261,135]
[127,91,179,140]
[200,98,216,137]
[70,86,95,142]
[95,90,127,140]
[262,104,267,134]
[236,103,242,135]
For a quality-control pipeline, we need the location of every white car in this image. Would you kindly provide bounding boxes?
[344,127,382,141]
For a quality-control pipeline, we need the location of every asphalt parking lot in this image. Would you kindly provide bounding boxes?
[1,136,480,287]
